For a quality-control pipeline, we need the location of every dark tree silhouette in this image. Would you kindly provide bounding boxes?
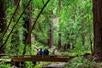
[93,0,102,61]
[0,0,6,54]
[14,0,20,6]
[22,1,32,55]
[58,32,62,49]
[23,3,32,45]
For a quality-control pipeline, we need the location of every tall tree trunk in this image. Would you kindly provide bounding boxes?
[58,0,62,49]
[0,0,6,54]
[93,0,102,61]
[81,33,85,46]
[23,11,32,45]
[58,32,62,49]
[14,0,20,6]
[23,3,32,55]
[23,1,32,45]
[48,21,53,48]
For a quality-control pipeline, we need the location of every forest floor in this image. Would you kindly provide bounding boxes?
[42,62,67,68]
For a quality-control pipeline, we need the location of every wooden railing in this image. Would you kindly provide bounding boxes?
[12,55,71,62]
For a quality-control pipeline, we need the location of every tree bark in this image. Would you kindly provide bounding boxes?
[14,0,20,6]
[48,22,53,48]
[22,2,32,55]
[23,3,32,45]
[0,0,6,54]
[58,32,62,49]
[58,0,62,49]
[93,0,102,61]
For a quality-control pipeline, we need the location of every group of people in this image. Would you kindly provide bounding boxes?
[37,48,49,56]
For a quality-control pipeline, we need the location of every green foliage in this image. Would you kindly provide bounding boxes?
[4,0,93,56]
[1,0,93,67]
[0,64,10,68]
[65,57,94,68]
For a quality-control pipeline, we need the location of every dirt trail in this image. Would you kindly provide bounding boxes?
[43,62,67,68]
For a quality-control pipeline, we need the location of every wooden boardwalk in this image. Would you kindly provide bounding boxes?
[12,55,71,62]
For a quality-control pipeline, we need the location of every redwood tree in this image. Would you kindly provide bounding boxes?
[58,32,62,49]
[48,21,53,48]
[0,0,6,54]
[23,5,32,45]
[93,0,102,61]
[22,2,32,55]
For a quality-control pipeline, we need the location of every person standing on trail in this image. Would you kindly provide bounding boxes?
[37,48,43,55]
[43,48,49,55]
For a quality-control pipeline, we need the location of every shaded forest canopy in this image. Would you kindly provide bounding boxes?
[0,0,93,55]
[0,0,95,68]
